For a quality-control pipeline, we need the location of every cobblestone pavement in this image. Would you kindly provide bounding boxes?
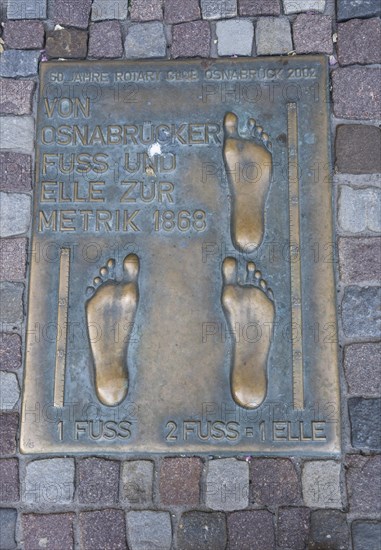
[0,0,380,548]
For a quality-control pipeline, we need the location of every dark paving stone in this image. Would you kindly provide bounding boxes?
[0,153,32,193]
[342,286,381,339]
[277,507,309,549]
[171,21,211,58]
[88,21,123,58]
[46,29,88,59]
[344,342,381,395]
[0,458,19,502]
[228,510,275,550]
[339,238,381,284]
[338,18,381,66]
[3,20,44,49]
[336,125,381,174]
[0,508,17,549]
[333,67,381,120]
[79,509,126,550]
[352,520,381,550]
[0,80,34,116]
[77,458,119,504]
[309,510,349,550]
[0,334,21,371]
[54,0,92,29]
[0,413,18,455]
[348,397,381,450]
[130,0,163,21]
[293,15,333,54]
[337,0,381,21]
[346,455,381,514]
[160,457,202,505]
[164,0,200,23]
[177,511,227,549]
[250,458,301,506]
[238,0,280,15]
[22,513,74,550]
[0,238,27,281]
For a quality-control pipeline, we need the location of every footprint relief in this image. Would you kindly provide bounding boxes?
[85,254,139,407]
[223,112,273,253]
[221,257,275,409]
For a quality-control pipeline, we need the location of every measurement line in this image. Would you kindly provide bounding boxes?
[54,248,70,408]
[287,103,304,409]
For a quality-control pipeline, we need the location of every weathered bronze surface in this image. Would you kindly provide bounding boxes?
[21,57,340,454]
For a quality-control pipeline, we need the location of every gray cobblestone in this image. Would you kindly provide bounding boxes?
[337,0,381,20]
[122,460,154,505]
[54,0,92,29]
[91,0,128,21]
[333,67,381,120]
[344,342,381,395]
[0,50,40,78]
[352,521,381,550]
[256,17,292,55]
[126,511,172,550]
[348,397,381,450]
[0,282,24,324]
[0,80,35,115]
[7,0,46,19]
[0,193,31,237]
[342,286,381,339]
[201,0,237,19]
[0,153,32,193]
[125,22,166,58]
[283,0,326,13]
[205,458,249,511]
[338,186,381,234]
[216,19,253,56]
[24,459,75,505]
[302,461,342,508]
[0,508,17,549]
[239,0,280,15]
[0,117,34,154]
[0,372,20,410]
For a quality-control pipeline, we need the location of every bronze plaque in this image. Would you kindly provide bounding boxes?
[21,57,340,455]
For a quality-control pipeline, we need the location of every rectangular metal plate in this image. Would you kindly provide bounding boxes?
[21,57,340,455]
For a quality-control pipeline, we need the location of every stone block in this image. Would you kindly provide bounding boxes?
[79,509,126,550]
[0,50,40,78]
[228,510,275,550]
[277,507,309,549]
[0,283,24,324]
[348,397,381,450]
[88,21,123,58]
[0,117,34,154]
[346,455,381,514]
[0,413,18,455]
[338,18,381,65]
[0,153,32,193]
[164,0,200,23]
[205,458,249,511]
[250,458,301,506]
[309,510,349,550]
[160,457,202,506]
[126,511,172,550]
[121,460,154,505]
[342,286,381,339]
[177,511,227,550]
[302,461,342,508]
[77,458,119,504]
[46,29,88,59]
[54,0,92,29]
[339,237,381,283]
[91,0,128,20]
[0,372,20,410]
[7,0,46,19]
[0,508,17,549]
[336,125,381,174]
[216,19,253,56]
[352,521,381,550]
[0,458,19,502]
[0,79,34,116]
[125,22,166,59]
[201,0,237,19]
[3,20,44,49]
[22,513,75,550]
[24,458,75,505]
[0,193,31,237]
[0,238,27,281]
[255,17,292,55]
[337,0,381,20]
[238,0,280,15]
[293,14,333,54]
[344,342,381,395]
[0,334,22,371]
[333,67,381,120]
[283,0,326,13]
[171,21,211,58]
[338,186,381,234]
[129,0,163,21]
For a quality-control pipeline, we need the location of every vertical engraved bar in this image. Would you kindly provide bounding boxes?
[54,248,70,407]
[287,103,304,409]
